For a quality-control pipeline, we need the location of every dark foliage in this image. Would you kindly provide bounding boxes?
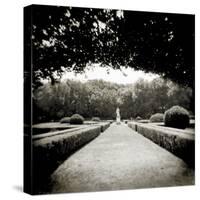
[164,105,189,129]
[30,5,194,90]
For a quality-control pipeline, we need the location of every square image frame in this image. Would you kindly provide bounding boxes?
[24,4,195,195]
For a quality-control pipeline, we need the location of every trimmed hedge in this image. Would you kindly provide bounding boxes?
[33,126,101,194]
[60,117,71,123]
[100,122,110,132]
[136,116,142,120]
[70,114,84,124]
[128,121,194,168]
[92,117,101,121]
[164,106,189,129]
[128,122,137,131]
[150,113,164,123]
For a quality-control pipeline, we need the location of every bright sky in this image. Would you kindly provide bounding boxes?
[61,64,159,84]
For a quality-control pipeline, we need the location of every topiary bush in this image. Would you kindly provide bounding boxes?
[70,114,84,124]
[60,117,71,123]
[136,116,142,121]
[91,117,101,122]
[164,106,189,129]
[150,113,164,123]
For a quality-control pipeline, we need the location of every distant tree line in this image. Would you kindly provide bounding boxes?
[33,78,193,123]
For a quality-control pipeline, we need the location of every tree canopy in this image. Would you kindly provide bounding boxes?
[30,5,194,89]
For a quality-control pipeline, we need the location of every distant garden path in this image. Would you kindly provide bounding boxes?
[50,123,194,193]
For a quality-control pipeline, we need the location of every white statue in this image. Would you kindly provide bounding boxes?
[116,107,121,124]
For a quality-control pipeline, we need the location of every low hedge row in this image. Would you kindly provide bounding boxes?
[32,122,110,194]
[128,122,194,168]
[100,122,110,132]
[32,126,101,194]
[128,122,137,131]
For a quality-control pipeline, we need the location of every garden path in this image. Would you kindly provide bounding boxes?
[50,123,194,193]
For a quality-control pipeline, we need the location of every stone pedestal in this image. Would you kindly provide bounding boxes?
[116,116,121,124]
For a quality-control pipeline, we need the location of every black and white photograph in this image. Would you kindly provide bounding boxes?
[23,4,195,195]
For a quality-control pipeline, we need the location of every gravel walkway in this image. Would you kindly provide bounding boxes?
[50,123,194,193]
